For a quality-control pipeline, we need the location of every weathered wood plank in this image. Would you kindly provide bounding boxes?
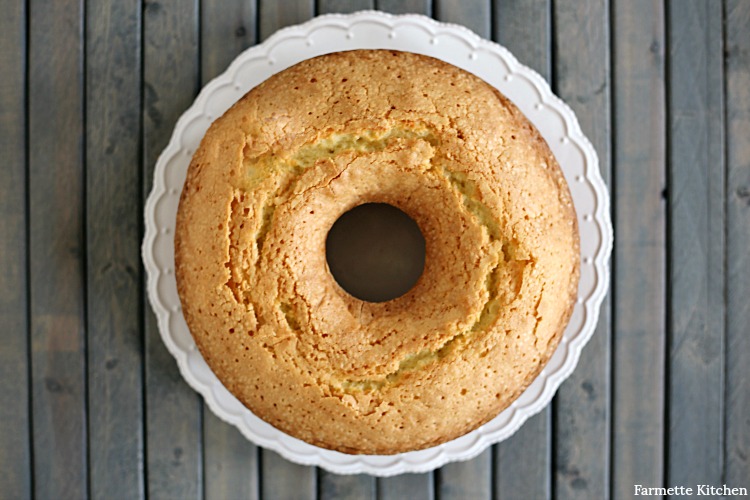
[203,412,260,500]
[552,0,611,498]
[493,0,551,77]
[611,1,667,498]
[494,413,551,499]
[666,0,725,488]
[261,451,317,500]
[257,1,318,495]
[725,0,750,487]
[28,0,88,497]
[85,0,144,497]
[200,1,262,499]
[377,0,431,15]
[319,0,373,13]
[378,473,434,500]
[201,0,257,84]
[0,1,31,498]
[433,2,492,497]
[492,2,553,499]
[437,458,491,500]
[142,1,203,498]
[260,0,315,42]
[435,0,490,37]
[319,473,376,500]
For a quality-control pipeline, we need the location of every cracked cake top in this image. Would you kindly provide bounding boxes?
[175,50,580,454]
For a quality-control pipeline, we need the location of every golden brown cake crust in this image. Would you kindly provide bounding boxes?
[175,50,580,455]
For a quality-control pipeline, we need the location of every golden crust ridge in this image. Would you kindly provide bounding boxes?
[175,50,580,454]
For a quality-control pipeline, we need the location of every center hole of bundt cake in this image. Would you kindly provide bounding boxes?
[325,203,426,303]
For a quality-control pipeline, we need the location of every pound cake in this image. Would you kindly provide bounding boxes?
[175,50,580,454]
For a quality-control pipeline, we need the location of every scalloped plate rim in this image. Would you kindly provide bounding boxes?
[142,10,613,476]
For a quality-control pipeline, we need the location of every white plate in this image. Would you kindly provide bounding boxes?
[142,11,613,476]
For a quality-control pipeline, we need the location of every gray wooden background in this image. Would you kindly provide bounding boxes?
[1,0,748,498]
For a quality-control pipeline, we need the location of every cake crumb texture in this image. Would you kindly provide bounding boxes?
[175,50,580,454]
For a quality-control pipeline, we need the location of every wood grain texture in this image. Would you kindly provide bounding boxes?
[260,0,315,41]
[666,0,725,488]
[493,0,551,78]
[318,0,373,13]
[261,451,316,500]
[376,0,431,15]
[85,0,144,498]
[8,0,750,496]
[142,1,203,498]
[201,0,257,84]
[203,412,260,500]
[28,0,88,497]
[435,0,490,38]
[494,413,551,500]
[200,2,262,499]
[257,2,317,495]
[378,473,434,500]
[319,473,376,500]
[552,1,611,498]
[437,458,491,500]
[0,1,31,498]
[611,1,667,498]
[491,2,552,498]
[725,0,750,486]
